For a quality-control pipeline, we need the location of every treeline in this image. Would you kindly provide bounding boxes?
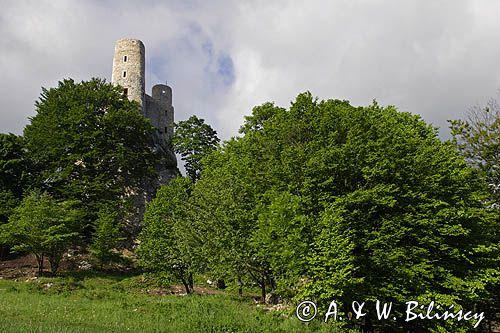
[138,93,499,332]
[0,78,498,331]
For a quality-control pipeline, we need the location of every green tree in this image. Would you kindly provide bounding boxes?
[187,92,497,330]
[449,99,500,325]
[88,205,124,268]
[0,133,28,258]
[172,115,220,182]
[0,192,81,274]
[449,99,500,207]
[137,177,194,293]
[0,133,26,222]
[23,78,157,227]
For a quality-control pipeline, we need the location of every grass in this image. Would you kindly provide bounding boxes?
[0,274,344,333]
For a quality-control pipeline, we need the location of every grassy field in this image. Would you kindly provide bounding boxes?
[0,274,344,333]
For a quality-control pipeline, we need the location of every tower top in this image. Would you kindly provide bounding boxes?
[115,38,144,47]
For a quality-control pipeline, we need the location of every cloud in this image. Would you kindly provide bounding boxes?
[1,0,500,141]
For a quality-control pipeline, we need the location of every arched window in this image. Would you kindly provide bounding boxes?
[123,71,127,78]
[123,55,128,62]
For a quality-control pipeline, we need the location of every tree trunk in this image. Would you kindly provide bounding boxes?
[181,277,192,294]
[35,254,44,275]
[238,277,243,297]
[188,272,194,291]
[260,275,266,303]
[49,257,59,275]
[216,279,226,289]
[0,245,7,260]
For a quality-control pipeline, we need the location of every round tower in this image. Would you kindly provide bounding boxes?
[111,38,145,111]
[152,84,174,139]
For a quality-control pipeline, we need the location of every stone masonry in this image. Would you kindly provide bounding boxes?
[111,38,178,227]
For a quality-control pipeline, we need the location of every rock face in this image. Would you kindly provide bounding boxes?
[111,38,178,229]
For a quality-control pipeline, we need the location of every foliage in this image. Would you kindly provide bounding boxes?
[88,205,124,268]
[0,133,27,223]
[172,115,220,182]
[0,192,81,274]
[22,78,157,225]
[184,92,497,331]
[449,99,500,207]
[137,177,195,293]
[449,98,500,320]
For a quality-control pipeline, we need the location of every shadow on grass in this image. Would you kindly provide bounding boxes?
[57,267,142,282]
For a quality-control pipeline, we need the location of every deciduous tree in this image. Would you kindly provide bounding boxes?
[172,115,220,183]
[449,99,500,208]
[0,192,81,274]
[23,78,157,227]
[187,92,497,331]
[137,177,194,293]
[89,205,124,268]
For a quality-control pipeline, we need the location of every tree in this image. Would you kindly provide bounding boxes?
[449,99,500,208]
[137,177,194,293]
[0,133,28,258]
[172,115,220,183]
[449,98,500,326]
[88,205,124,268]
[186,92,497,330]
[0,192,81,274]
[0,133,26,222]
[23,78,157,227]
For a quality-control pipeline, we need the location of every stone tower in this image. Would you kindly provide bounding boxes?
[111,38,178,228]
[112,38,175,143]
[111,39,145,111]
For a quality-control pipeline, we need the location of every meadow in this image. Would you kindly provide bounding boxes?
[0,274,344,333]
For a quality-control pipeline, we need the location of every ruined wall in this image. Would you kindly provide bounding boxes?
[145,85,177,188]
[147,84,174,140]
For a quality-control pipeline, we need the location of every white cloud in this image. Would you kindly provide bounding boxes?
[1,0,500,141]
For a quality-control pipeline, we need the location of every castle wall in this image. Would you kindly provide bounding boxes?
[111,38,179,234]
[111,38,178,214]
[147,84,174,140]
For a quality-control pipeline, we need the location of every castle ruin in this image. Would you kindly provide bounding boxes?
[111,38,178,222]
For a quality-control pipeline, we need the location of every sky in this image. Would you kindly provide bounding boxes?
[2,0,500,141]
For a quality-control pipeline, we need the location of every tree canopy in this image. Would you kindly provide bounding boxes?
[137,177,194,293]
[172,115,220,182]
[151,92,499,331]
[0,192,81,274]
[23,78,157,225]
[450,99,500,208]
[0,133,27,223]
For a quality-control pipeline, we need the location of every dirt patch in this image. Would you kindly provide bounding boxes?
[0,254,38,279]
[0,254,224,297]
[144,285,224,296]
[0,251,93,279]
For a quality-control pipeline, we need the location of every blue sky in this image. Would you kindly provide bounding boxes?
[1,0,500,141]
